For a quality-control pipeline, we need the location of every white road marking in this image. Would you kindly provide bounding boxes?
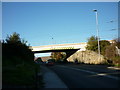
[56,65,120,80]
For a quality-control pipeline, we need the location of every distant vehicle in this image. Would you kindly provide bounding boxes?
[46,60,54,66]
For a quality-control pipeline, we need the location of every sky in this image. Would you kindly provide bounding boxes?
[2,2,118,57]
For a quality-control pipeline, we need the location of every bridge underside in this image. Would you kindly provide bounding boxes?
[33,49,80,60]
[32,49,80,53]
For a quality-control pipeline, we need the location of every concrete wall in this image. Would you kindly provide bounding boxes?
[67,50,107,64]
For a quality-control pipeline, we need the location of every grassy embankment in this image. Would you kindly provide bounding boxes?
[3,57,44,88]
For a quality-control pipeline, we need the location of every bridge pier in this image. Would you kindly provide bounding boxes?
[64,50,79,61]
[33,49,80,62]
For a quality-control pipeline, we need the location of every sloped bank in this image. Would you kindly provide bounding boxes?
[67,50,107,64]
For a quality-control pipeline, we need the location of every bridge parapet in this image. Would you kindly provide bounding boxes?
[31,43,87,52]
[50,46,75,50]
[32,46,79,51]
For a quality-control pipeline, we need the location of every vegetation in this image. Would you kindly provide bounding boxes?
[99,40,111,55]
[104,40,120,66]
[47,59,55,62]
[86,36,111,54]
[35,57,43,63]
[86,36,120,67]
[51,52,66,63]
[86,36,98,52]
[2,32,44,88]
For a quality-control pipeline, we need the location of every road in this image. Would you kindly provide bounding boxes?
[48,64,120,88]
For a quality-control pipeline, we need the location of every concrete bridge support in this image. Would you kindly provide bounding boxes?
[33,49,80,62]
[64,50,79,61]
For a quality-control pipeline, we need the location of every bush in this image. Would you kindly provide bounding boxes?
[112,56,120,67]
[3,62,42,87]
[2,32,44,88]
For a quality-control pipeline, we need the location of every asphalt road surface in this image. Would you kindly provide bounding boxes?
[48,64,120,88]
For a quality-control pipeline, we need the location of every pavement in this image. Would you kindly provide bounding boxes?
[40,65,68,88]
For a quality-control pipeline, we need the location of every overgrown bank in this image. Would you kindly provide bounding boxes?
[2,32,44,88]
[68,36,120,67]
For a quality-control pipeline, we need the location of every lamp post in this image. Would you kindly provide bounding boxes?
[93,9,101,60]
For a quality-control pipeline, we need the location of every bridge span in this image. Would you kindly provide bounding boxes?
[31,43,87,59]
[31,42,87,53]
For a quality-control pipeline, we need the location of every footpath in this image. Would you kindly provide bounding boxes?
[40,65,68,88]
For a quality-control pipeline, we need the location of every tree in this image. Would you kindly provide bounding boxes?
[2,32,34,65]
[86,36,111,55]
[2,32,41,87]
[105,44,116,60]
[104,39,120,66]
[86,36,120,66]
[100,40,111,55]
[86,36,98,52]
[51,52,66,62]
[5,32,21,44]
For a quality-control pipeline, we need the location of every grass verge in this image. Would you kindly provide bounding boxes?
[3,60,44,88]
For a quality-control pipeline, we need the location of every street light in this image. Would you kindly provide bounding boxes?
[93,9,101,60]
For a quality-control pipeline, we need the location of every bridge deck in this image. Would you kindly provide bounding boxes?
[32,48,80,53]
